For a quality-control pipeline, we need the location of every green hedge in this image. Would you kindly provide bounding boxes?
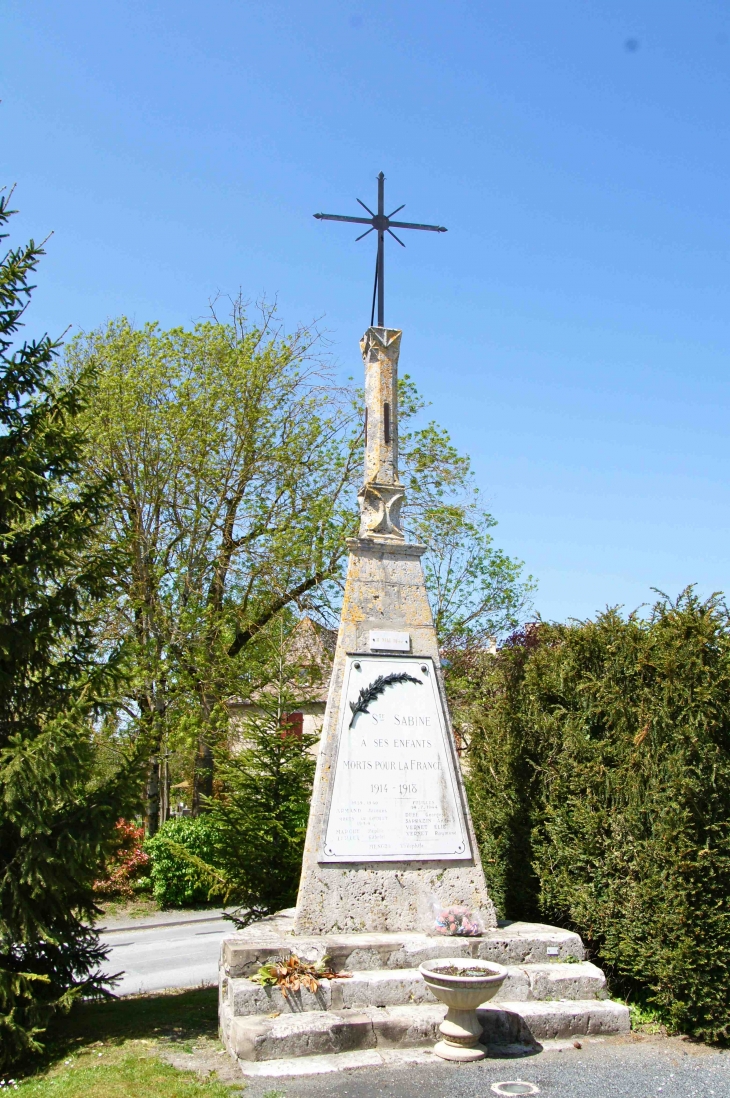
[457,590,730,1044]
[144,816,223,908]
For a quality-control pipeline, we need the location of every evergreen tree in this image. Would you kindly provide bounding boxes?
[0,191,135,1069]
[209,696,317,925]
[463,591,730,1044]
[139,694,316,923]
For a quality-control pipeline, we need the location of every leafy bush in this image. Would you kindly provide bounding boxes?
[460,591,730,1044]
[144,701,316,920]
[144,817,224,908]
[94,820,150,898]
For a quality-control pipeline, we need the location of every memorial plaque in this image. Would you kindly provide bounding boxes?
[369,629,410,652]
[321,655,470,862]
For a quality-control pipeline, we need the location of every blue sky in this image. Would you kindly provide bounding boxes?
[4,0,730,622]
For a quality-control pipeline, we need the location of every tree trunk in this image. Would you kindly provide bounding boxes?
[159,752,170,826]
[192,738,214,814]
[145,756,160,836]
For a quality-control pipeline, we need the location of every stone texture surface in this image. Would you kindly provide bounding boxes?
[524,962,607,1001]
[358,327,404,539]
[228,1008,379,1061]
[473,921,585,964]
[219,913,627,1068]
[237,1047,435,1077]
[478,1000,631,1042]
[223,962,605,1017]
[221,914,585,979]
[292,326,494,934]
[293,532,495,935]
[228,976,333,1015]
[222,998,630,1062]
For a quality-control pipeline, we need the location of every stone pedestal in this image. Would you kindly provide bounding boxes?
[218,326,631,1077]
[218,910,630,1075]
[293,534,495,934]
[293,326,495,935]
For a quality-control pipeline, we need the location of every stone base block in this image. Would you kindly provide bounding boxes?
[219,915,627,1071]
[478,999,630,1044]
[237,1047,436,1077]
[221,998,629,1063]
[220,912,585,979]
[224,961,606,1017]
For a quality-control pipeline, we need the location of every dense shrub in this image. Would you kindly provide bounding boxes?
[144,817,223,908]
[459,591,730,1044]
[143,701,316,916]
[94,820,150,898]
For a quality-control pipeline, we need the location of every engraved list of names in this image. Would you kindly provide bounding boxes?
[321,655,469,862]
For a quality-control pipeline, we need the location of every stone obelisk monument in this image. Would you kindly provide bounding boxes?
[220,182,630,1071]
[294,327,495,935]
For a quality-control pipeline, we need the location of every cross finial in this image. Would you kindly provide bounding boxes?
[314,172,447,327]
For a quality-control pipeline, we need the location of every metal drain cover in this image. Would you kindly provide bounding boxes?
[491,1084,540,1097]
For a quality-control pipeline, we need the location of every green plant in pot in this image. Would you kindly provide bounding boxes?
[419,959,507,1061]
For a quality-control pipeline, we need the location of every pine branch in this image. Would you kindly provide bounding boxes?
[348,672,422,728]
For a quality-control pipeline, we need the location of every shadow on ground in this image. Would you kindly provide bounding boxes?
[40,986,219,1065]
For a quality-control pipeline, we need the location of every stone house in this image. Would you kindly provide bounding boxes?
[226,616,336,752]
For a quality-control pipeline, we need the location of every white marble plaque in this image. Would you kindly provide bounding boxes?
[321,655,470,862]
[369,629,410,652]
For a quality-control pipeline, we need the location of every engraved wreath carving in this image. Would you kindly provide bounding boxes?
[348,672,422,728]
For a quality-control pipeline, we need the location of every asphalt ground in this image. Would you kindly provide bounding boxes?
[100,910,227,995]
[239,1035,728,1098]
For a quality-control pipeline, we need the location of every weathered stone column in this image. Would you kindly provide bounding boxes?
[293,327,495,935]
[358,327,404,540]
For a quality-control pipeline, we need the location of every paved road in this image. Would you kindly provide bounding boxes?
[100,910,230,996]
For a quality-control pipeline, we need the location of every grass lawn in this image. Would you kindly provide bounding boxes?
[95,894,163,924]
[17,1055,235,1098]
[13,987,244,1098]
[95,895,224,925]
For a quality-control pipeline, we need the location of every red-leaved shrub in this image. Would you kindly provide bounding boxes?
[94,819,150,897]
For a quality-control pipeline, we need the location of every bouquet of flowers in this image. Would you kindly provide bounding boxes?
[432,904,484,937]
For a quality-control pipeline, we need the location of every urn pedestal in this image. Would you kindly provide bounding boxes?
[419,958,507,1062]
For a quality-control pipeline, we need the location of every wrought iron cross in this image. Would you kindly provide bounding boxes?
[314,172,447,328]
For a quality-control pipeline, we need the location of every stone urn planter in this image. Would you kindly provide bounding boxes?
[419,957,507,1062]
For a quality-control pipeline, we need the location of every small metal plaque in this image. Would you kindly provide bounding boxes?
[369,629,410,652]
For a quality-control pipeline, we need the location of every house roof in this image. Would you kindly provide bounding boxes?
[227,616,336,709]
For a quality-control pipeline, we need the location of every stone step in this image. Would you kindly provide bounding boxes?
[225,961,607,1017]
[221,918,584,978]
[482,999,630,1043]
[237,1047,435,1078]
[222,998,630,1063]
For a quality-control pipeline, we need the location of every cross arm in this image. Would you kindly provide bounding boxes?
[388,220,448,232]
[314,213,373,226]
